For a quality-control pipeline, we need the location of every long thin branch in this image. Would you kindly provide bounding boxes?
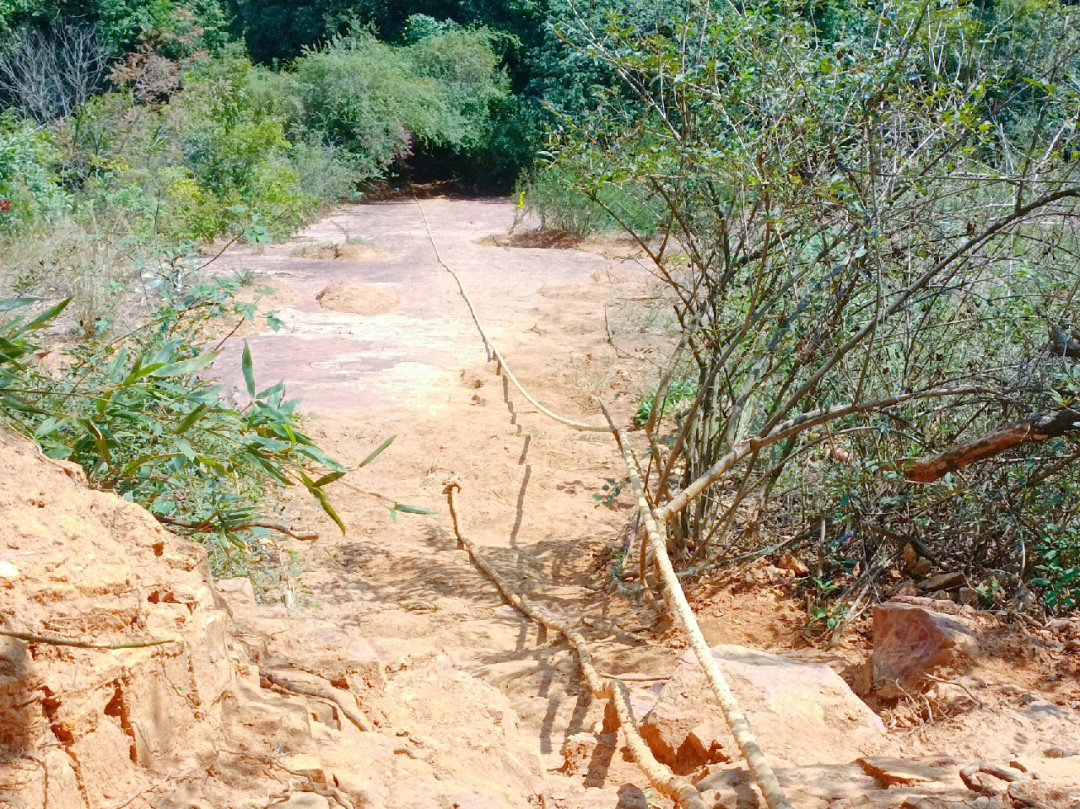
[658,386,985,523]
[0,629,178,650]
[906,408,1080,483]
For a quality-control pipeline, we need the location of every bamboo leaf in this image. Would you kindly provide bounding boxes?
[241,342,256,398]
[359,435,395,467]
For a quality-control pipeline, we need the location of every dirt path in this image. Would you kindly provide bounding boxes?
[206,199,1080,809]
[212,197,677,807]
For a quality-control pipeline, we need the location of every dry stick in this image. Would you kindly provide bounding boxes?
[655,385,985,525]
[597,403,793,809]
[443,483,705,809]
[0,628,178,650]
[419,198,786,808]
[156,515,318,542]
[413,194,608,434]
[262,669,375,733]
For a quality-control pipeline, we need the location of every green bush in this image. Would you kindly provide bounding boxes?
[521,163,662,238]
[0,284,344,576]
[0,117,71,231]
[289,28,509,183]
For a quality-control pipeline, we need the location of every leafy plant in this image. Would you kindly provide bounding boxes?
[0,284,346,576]
[551,0,1080,614]
[593,476,628,508]
[635,378,697,427]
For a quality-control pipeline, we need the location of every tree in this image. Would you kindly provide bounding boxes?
[552,0,1080,611]
[0,22,109,121]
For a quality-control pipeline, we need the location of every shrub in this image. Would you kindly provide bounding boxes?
[290,27,509,183]
[555,0,1080,614]
[0,117,71,231]
[0,284,345,576]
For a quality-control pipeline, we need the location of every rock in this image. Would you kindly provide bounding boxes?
[216,576,257,611]
[776,553,809,576]
[904,544,919,570]
[912,559,934,578]
[1008,781,1080,808]
[959,587,980,608]
[872,602,978,696]
[280,754,329,786]
[0,561,18,581]
[601,682,659,735]
[638,645,886,772]
[1045,747,1080,759]
[896,579,920,597]
[920,571,966,592]
[559,732,602,776]
[856,756,957,787]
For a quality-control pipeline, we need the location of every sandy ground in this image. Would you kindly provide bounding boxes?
[210,197,681,806]
[202,198,1080,807]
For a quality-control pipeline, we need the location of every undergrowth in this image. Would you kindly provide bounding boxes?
[0,282,345,577]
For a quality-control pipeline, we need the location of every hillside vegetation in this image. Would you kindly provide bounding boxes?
[1,0,1079,617]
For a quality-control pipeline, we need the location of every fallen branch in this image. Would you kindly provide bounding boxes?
[598,403,793,809]
[443,482,705,809]
[0,628,178,649]
[906,408,1080,483]
[155,515,318,542]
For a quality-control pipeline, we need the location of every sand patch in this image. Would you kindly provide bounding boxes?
[294,242,386,261]
[475,230,583,250]
[316,282,401,316]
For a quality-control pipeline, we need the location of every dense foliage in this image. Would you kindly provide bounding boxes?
[549,0,1080,615]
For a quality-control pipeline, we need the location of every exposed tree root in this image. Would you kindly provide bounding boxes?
[261,669,375,733]
[443,482,706,809]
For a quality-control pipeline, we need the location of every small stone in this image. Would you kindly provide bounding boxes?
[920,571,965,592]
[895,579,919,597]
[0,560,18,580]
[1045,746,1080,758]
[911,559,934,577]
[958,587,980,608]
[776,553,809,576]
[559,732,601,776]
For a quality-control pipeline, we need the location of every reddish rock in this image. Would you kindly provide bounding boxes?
[856,756,957,787]
[872,602,978,697]
[919,571,966,592]
[776,553,810,576]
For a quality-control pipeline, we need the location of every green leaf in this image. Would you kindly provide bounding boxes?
[81,419,112,466]
[301,472,345,534]
[359,435,395,467]
[313,470,346,487]
[174,404,208,434]
[241,342,256,398]
[393,504,436,515]
[0,297,40,312]
[153,352,217,378]
[24,298,70,331]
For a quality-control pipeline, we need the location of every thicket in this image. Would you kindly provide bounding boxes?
[548,0,1080,616]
